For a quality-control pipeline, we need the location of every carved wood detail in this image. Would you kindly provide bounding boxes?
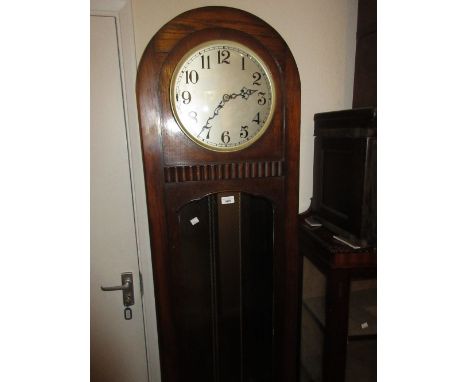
[164,161,284,183]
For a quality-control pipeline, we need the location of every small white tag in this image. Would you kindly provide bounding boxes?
[190,217,199,225]
[361,322,369,329]
[221,196,235,205]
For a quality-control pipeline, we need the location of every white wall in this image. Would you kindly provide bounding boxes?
[131,0,358,212]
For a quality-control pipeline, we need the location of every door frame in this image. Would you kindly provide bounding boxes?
[91,1,161,381]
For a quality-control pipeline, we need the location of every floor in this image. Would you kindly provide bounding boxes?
[301,339,376,382]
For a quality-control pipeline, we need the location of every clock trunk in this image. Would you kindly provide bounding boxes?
[136,7,301,382]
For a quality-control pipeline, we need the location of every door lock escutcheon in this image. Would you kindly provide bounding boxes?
[101,272,135,306]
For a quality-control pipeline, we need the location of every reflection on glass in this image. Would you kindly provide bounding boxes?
[345,279,377,382]
[300,261,377,382]
[301,258,326,382]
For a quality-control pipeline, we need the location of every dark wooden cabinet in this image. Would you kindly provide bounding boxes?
[136,7,302,382]
[309,108,376,247]
[301,109,377,382]
[299,221,377,382]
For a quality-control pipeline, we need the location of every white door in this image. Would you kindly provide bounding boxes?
[90,10,152,382]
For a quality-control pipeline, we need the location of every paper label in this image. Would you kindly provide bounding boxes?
[221,196,235,205]
[190,217,200,225]
[361,322,369,329]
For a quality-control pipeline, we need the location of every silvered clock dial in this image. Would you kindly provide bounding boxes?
[170,40,275,152]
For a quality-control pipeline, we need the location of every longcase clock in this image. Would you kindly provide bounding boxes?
[136,7,301,382]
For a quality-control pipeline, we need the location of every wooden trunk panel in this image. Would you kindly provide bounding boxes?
[136,7,301,382]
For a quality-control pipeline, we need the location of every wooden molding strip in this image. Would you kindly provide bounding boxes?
[164,161,284,183]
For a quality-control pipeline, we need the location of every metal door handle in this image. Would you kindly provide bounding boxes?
[101,280,131,291]
[100,272,135,306]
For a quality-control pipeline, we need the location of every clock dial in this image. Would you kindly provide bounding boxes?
[170,41,275,152]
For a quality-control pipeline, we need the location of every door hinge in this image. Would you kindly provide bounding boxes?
[139,271,144,297]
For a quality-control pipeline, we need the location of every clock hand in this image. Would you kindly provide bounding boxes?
[197,87,258,139]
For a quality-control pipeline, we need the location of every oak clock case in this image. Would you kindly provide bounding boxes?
[136,7,301,382]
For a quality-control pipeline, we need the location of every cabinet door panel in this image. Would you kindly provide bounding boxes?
[173,193,274,381]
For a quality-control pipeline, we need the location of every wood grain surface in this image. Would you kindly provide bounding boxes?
[136,7,301,382]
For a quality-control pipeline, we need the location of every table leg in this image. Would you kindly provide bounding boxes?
[323,269,350,382]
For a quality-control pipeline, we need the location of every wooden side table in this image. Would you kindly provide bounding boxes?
[299,219,377,382]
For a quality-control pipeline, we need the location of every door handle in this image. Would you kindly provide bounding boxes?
[100,272,135,306]
[101,280,131,291]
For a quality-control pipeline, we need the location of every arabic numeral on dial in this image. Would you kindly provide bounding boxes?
[241,56,245,70]
[252,72,261,86]
[185,70,199,84]
[257,92,266,105]
[221,131,231,144]
[189,111,198,123]
[252,112,260,125]
[240,125,248,139]
[201,55,211,69]
[217,50,230,64]
[181,91,191,104]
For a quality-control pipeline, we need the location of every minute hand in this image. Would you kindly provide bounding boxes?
[197,87,258,139]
